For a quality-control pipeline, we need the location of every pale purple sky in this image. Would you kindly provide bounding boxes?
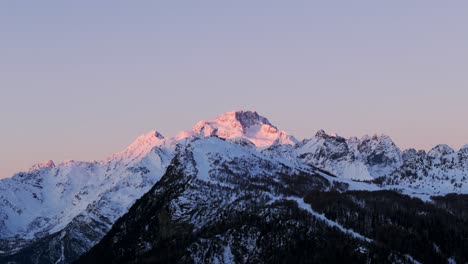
[1,1,468,178]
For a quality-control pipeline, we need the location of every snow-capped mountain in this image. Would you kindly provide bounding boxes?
[77,136,362,263]
[78,136,468,264]
[0,111,298,263]
[383,144,468,195]
[177,110,298,147]
[288,129,468,194]
[294,130,402,181]
[1,110,467,263]
[0,130,177,262]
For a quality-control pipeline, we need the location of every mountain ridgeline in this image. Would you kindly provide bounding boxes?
[0,111,467,264]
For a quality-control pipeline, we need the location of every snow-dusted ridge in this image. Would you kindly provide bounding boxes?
[290,129,468,195]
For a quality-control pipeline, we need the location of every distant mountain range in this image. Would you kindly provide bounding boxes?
[1,111,467,264]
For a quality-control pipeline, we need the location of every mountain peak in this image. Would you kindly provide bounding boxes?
[315,129,328,138]
[459,144,468,152]
[315,129,340,139]
[190,110,297,147]
[234,110,272,128]
[211,110,273,129]
[29,160,55,171]
[360,133,392,142]
[428,144,455,159]
[112,130,166,161]
[132,130,165,145]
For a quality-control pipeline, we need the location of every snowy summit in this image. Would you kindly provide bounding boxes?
[178,110,298,147]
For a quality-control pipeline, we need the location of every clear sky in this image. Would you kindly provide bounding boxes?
[1,1,468,178]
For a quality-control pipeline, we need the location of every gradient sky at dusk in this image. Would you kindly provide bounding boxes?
[1,1,468,178]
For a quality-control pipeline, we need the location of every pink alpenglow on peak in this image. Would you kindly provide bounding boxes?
[126,130,165,151]
[29,160,56,171]
[111,130,167,162]
[187,111,298,147]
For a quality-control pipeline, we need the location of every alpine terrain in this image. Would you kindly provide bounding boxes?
[1,111,467,264]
